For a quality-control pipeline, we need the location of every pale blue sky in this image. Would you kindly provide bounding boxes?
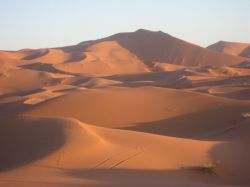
[0,0,249,50]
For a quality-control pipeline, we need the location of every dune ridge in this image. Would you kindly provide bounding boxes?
[0,29,250,187]
[208,41,250,58]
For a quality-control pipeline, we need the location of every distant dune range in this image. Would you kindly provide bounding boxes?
[207,41,250,58]
[0,29,250,187]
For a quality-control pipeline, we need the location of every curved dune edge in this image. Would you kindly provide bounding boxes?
[0,115,216,186]
[0,114,250,186]
[23,87,250,137]
[54,41,149,76]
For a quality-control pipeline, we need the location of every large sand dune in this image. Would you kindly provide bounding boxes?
[0,29,250,187]
[208,41,250,58]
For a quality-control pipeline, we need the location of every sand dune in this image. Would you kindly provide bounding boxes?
[23,87,250,139]
[94,29,248,67]
[55,41,149,76]
[208,41,250,58]
[0,29,248,78]
[0,69,62,94]
[1,114,250,187]
[0,29,250,187]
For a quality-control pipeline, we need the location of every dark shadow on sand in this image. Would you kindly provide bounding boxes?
[120,106,250,141]
[0,117,66,172]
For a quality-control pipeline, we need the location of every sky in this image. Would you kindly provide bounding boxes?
[0,0,249,50]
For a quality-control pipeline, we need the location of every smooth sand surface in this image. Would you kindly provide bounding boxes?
[0,29,250,187]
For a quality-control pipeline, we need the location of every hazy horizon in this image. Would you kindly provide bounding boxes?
[0,0,250,50]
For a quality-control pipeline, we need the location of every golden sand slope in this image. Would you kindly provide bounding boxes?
[55,41,149,76]
[23,87,250,137]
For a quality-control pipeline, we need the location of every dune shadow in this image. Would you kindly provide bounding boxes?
[120,106,250,141]
[64,52,86,63]
[0,88,45,99]
[20,62,76,76]
[22,49,49,60]
[0,100,32,118]
[0,117,66,172]
[208,140,250,186]
[102,70,195,89]
[212,88,250,100]
[194,75,250,88]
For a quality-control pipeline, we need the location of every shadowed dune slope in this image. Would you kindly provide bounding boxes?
[0,117,66,171]
[208,41,250,58]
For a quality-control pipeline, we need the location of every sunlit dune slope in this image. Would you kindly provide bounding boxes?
[23,87,250,138]
[55,41,149,76]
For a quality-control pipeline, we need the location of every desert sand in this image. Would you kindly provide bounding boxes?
[208,41,250,58]
[0,29,250,187]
